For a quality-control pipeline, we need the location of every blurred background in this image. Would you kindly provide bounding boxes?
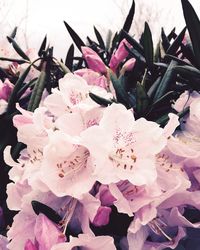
[0,0,199,58]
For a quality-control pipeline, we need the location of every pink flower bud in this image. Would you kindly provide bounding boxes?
[0,79,14,101]
[81,47,107,74]
[75,68,108,89]
[24,240,38,250]
[121,58,136,74]
[93,206,111,227]
[34,214,65,250]
[109,39,132,72]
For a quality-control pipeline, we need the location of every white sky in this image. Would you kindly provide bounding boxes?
[0,0,199,58]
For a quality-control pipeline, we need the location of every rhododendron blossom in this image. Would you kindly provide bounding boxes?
[81,103,166,185]
[3,2,200,247]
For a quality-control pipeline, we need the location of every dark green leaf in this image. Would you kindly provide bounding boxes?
[122,0,135,33]
[152,91,174,107]
[17,78,37,99]
[94,26,105,49]
[161,28,170,51]
[165,54,191,66]
[166,27,186,55]
[89,92,113,106]
[56,59,70,74]
[65,44,74,71]
[28,63,46,111]
[153,60,177,101]
[38,35,47,57]
[167,27,176,41]
[110,32,119,57]
[0,57,27,64]
[156,113,170,126]
[10,27,17,39]
[7,36,30,61]
[181,0,200,68]
[156,107,189,126]
[11,142,26,161]
[181,43,197,66]
[154,40,161,62]
[125,44,146,64]
[136,82,149,115]
[147,76,162,98]
[0,67,9,78]
[142,22,154,68]
[32,200,62,224]
[106,30,112,50]
[173,65,200,78]
[7,65,32,114]
[120,30,144,54]
[153,62,168,69]
[64,21,85,52]
[110,74,130,108]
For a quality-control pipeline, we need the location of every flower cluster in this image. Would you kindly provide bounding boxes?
[3,70,200,250]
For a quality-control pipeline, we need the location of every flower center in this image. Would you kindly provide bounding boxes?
[109,147,137,171]
[56,147,89,178]
[148,218,172,241]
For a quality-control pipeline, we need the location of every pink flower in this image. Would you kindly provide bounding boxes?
[44,73,112,117]
[172,90,200,113]
[33,214,65,250]
[0,235,8,250]
[109,39,132,72]
[81,103,166,186]
[39,130,96,198]
[92,206,111,227]
[7,191,68,250]
[0,78,14,101]
[51,234,116,250]
[24,239,38,250]
[120,58,136,75]
[81,47,107,74]
[75,68,108,89]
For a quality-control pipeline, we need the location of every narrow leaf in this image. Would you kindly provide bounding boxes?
[156,107,189,126]
[167,27,176,41]
[28,63,46,111]
[64,21,85,52]
[142,22,154,68]
[165,54,191,66]
[110,74,130,108]
[161,28,170,51]
[89,92,113,106]
[56,59,71,74]
[94,26,105,49]
[17,78,37,99]
[7,65,32,114]
[125,44,146,64]
[38,35,47,57]
[10,27,17,39]
[123,0,135,33]
[120,30,144,54]
[153,60,177,101]
[173,65,200,78]
[147,76,162,98]
[166,27,186,55]
[136,82,149,115]
[181,0,200,68]
[106,30,112,50]
[32,200,62,224]
[7,36,30,61]
[65,44,74,71]
[0,57,28,64]
[154,39,161,62]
